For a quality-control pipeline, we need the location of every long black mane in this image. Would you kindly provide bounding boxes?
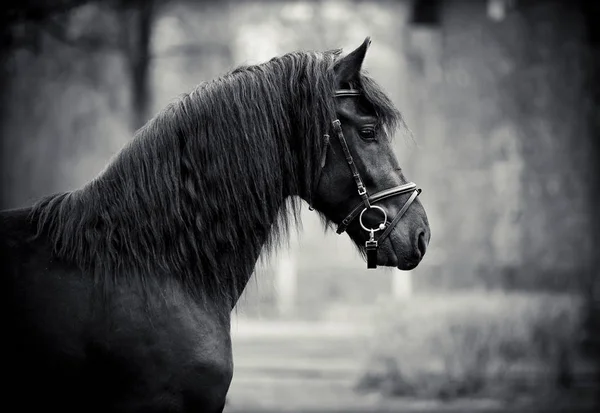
[30,48,401,305]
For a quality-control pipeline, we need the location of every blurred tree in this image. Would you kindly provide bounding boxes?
[0,0,163,207]
[578,0,600,404]
[411,0,441,26]
[580,0,600,297]
[121,0,156,130]
[514,0,600,399]
[0,1,96,55]
[0,0,163,133]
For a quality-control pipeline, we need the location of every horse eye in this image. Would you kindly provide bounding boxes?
[359,128,376,140]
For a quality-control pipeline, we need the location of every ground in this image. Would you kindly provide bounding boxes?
[224,318,597,413]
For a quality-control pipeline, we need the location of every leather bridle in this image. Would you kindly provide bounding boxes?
[309,89,421,269]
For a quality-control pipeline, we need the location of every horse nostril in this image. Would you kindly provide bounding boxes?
[417,231,428,257]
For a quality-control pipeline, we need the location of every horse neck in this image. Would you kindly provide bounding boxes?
[76,113,295,309]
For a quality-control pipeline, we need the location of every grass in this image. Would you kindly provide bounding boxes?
[356,291,594,405]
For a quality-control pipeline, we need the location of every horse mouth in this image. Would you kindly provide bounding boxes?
[352,227,423,270]
[387,234,422,271]
[398,260,418,271]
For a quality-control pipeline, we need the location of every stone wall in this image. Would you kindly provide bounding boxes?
[431,0,593,291]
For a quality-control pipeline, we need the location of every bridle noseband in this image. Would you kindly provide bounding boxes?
[309,89,422,269]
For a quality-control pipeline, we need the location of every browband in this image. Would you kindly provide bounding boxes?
[334,89,361,97]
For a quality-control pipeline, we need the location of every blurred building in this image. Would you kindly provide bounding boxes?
[1,0,595,318]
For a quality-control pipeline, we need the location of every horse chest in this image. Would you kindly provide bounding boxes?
[7,261,233,413]
[82,284,234,412]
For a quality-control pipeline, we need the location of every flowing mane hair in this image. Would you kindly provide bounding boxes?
[30,48,401,306]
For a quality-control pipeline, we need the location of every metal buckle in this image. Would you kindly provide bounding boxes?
[366,238,378,250]
[366,231,378,269]
[357,186,367,196]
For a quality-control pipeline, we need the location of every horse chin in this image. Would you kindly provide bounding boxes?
[383,233,421,271]
[349,228,421,270]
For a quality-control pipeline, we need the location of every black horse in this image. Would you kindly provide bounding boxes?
[0,38,430,412]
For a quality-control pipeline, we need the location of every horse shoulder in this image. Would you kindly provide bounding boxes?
[84,280,233,412]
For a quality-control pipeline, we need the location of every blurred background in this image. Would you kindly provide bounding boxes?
[1,0,599,411]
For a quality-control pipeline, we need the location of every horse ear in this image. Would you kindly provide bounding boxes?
[334,36,372,85]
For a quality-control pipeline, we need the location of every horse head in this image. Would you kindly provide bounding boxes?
[309,37,430,270]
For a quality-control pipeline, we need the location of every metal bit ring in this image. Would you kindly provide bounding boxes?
[359,205,387,233]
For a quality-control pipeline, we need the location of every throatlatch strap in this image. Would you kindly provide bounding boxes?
[319,134,330,169]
